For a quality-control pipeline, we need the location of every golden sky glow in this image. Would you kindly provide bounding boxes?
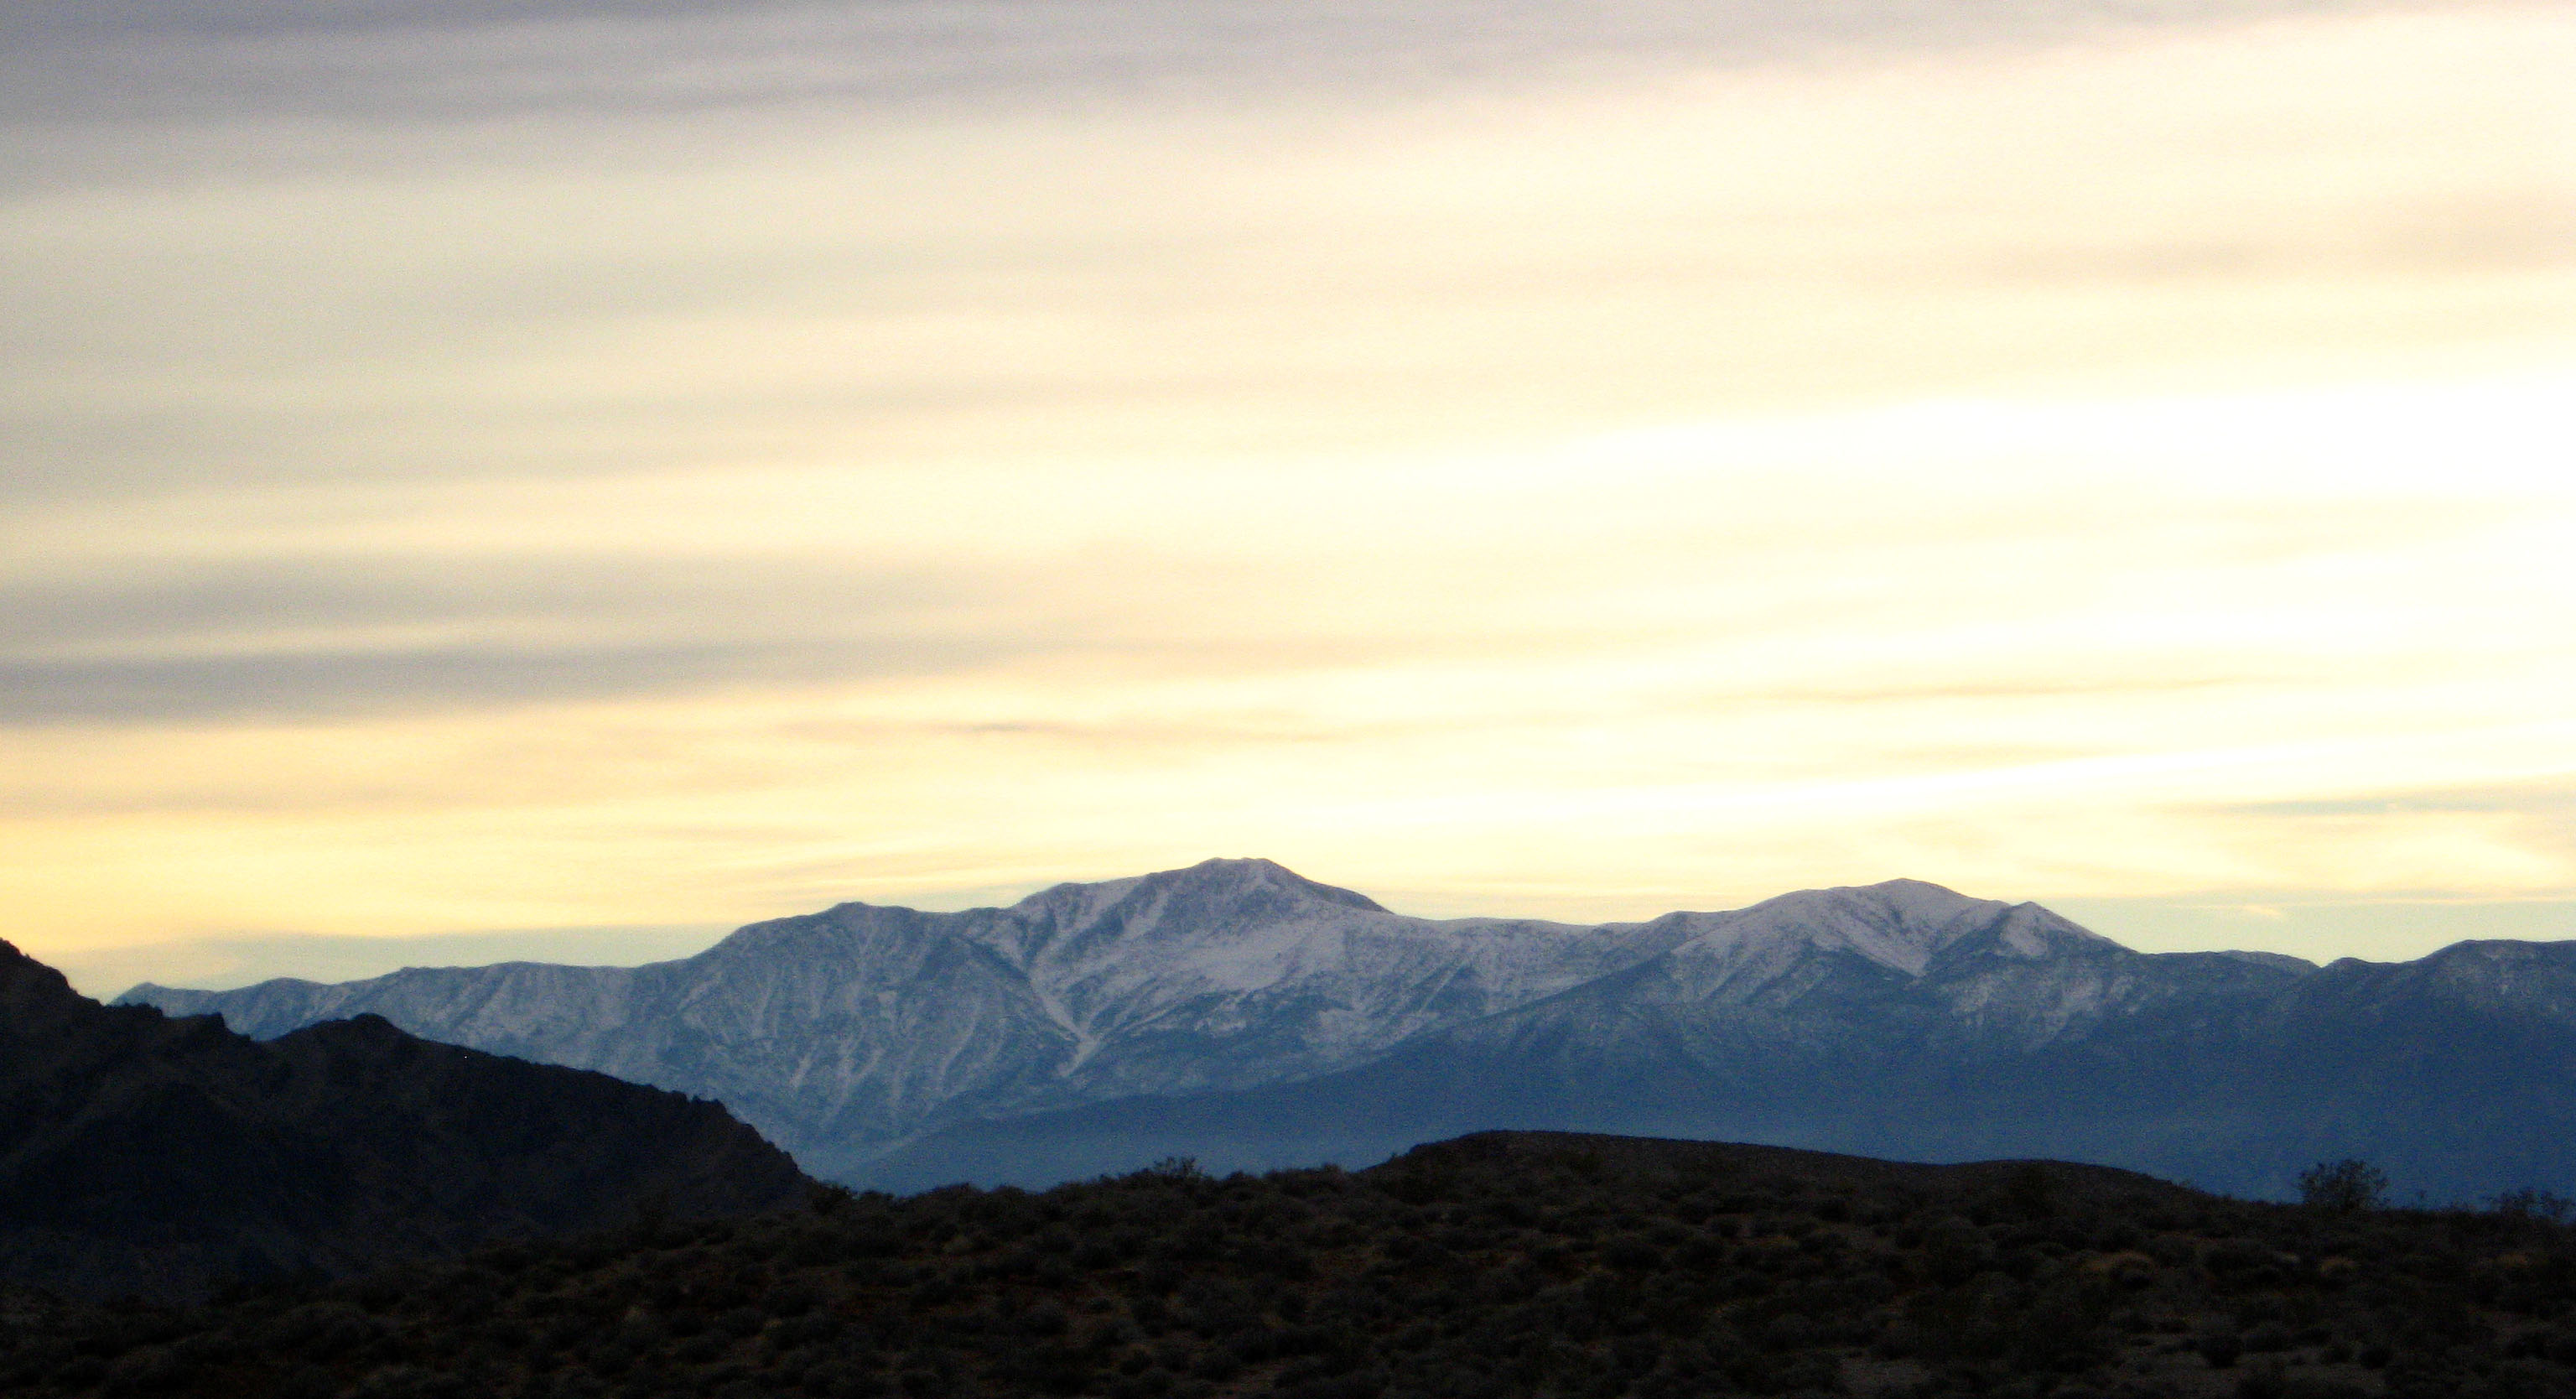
[4,0,2573,991]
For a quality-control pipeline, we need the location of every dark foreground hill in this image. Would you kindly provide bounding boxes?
[12,1131,2576,1398]
[0,940,809,1300]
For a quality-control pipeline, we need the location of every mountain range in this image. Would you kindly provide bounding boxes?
[120,859,2576,1200]
[122,860,1683,1180]
[1,939,808,1299]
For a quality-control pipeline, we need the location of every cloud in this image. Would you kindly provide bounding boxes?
[2224,787,2576,819]
[3,0,2573,972]
[0,553,1061,720]
[7,0,2568,528]
[3,0,2470,130]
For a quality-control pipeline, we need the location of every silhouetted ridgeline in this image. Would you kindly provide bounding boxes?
[9,1131,2576,1398]
[0,940,809,1300]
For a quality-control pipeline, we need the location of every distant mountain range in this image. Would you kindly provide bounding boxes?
[121,859,2576,1201]
[2,939,807,1299]
[122,860,1683,1181]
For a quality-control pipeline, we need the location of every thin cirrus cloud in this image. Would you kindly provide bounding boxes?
[0,553,1068,722]
[1,0,2465,129]
[3,0,2574,987]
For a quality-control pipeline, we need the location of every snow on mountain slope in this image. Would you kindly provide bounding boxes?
[120,860,2326,1181]
[1365,882,2319,1099]
[119,859,1696,1175]
[943,859,1694,1100]
[130,910,1081,1177]
[871,928,2576,1204]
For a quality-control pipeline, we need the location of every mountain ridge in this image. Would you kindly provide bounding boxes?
[871,927,2576,1201]
[120,861,2335,1185]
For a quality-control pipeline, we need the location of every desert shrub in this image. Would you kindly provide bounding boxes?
[2299,1161,2390,1215]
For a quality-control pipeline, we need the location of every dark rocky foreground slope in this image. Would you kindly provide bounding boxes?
[0,940,809,1299]
[9,1131,2576,1398]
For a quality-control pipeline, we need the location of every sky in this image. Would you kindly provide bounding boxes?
[5,0,2573,995]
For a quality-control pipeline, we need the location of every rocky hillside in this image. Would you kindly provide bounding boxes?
[10,1131,2576,1399]
[0,941,809,1299]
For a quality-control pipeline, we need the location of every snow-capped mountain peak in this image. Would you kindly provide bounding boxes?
[1656,880,1998,987]
[112,862,2294,1183]
[1105,856,1388,913]
[1632,880,2139,1016]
